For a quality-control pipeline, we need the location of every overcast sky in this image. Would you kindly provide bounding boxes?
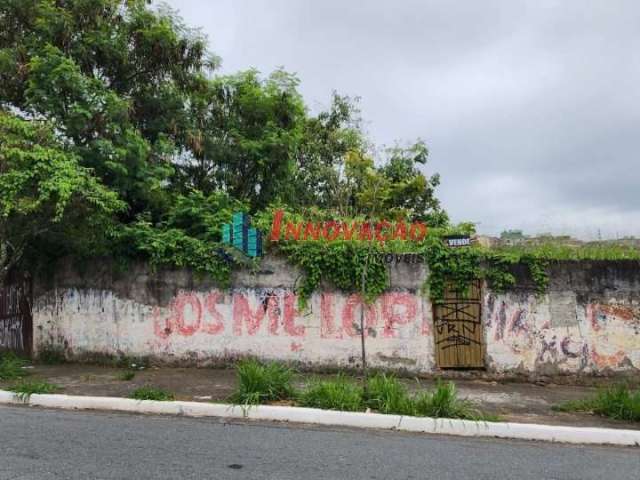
[162,0,640,239]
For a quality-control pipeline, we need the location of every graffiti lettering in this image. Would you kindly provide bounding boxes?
[153,290,426,341]
[233,293,280,336]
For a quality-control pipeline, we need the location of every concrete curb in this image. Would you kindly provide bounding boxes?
[0,390,638,446]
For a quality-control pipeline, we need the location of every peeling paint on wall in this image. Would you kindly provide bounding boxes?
[32,259,640,376]
[34,288,435,372]
[485,292,639,374]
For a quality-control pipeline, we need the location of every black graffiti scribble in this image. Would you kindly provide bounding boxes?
[537,335,558,362]
[435,318,481,350]
[435,282,482,354]
[560,336,580,358]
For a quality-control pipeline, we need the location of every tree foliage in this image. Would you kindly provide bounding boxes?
[0,0,449,284]
[336,142,448,224]
[0,111,124,281]
[173,69,307,209]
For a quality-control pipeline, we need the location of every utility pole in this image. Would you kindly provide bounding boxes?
[358,170,383,385]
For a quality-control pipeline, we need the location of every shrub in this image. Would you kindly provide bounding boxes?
[9,380,58,400]
[364,373,414,415]
[554,384,640,421]
[0,352,28,380]
[300,375,363,412]
[232,359,295,405]
[130,386,175,401]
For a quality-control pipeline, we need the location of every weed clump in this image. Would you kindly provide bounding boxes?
[364,373,414,415]
[37,346,67,365]
[117,370,136,381]
[413,380,491,420]
[0,352,28,380]
[231,359,296,405]
[230,362,497,421]
[9,380,58,400]
[363,375,492,420]
[553,384,640,422]
[130,386,174,401]
[300,375,363,412]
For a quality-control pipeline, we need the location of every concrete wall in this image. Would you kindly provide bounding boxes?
[484,262,640,377]
[32,257,640,378]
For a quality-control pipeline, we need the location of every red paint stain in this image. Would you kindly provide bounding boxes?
[591,347,627,369]
[589,303,635,332]
[202,292,225,335]
[381,293,417,338]
[320,293,341,339]
[172,293,202,336]
[341,294,377,337]
[232,293,279,336]
[284,293,305,336]
[508,308,528,336]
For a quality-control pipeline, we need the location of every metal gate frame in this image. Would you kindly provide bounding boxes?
[433,279,484,369]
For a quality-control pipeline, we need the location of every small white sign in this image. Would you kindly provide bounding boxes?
[446,236,471,247]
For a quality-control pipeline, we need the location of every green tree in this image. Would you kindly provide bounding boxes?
[0,111,124,282]
[378,141,448,225]
[173,69,306,209]
[290,93,364,209]
[0,0,212,218]
[0,0,449,281]
[337,141,448,224]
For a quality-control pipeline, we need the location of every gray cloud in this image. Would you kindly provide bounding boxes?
[162,0,640,238]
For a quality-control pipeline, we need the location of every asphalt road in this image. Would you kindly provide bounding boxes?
[0,406,638,480]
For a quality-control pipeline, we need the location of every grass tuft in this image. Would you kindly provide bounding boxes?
[301,375,495,420]
[231,359,296,405]
[364,373,414,415]
[300,375,363,412]
[130,386,175,401]
[553,384,640,422]
[0,352,28,380]
[9,380,58,400]
[117,370,136,381]
[230,363,496,420]
[413,380,492,420]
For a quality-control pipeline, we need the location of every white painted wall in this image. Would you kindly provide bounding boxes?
[34,288,435,372]
[484,291,640,374]
[32,259,640,376]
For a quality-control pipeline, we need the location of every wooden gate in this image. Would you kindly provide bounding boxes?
[0,279,32,357]
[433,280,484,368]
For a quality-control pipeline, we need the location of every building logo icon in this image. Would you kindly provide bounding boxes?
[221,212,263,258]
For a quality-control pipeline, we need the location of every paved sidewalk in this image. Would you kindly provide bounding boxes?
[1,363,638,430]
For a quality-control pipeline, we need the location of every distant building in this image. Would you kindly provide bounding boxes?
[498,230,583,247]
[499,229,527,245]
[475,235,499,248]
